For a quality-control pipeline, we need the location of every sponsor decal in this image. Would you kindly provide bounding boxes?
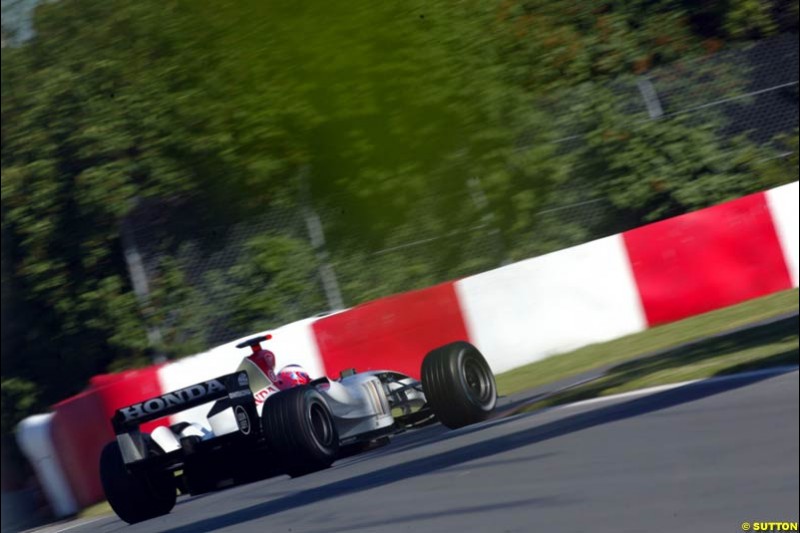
[237,373,249,387]
[253,386,279,405]
[234,405,251,435]
[119,379,225,422]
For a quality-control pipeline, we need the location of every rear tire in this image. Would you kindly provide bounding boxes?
[180,436,219,495]
[99,441,176,524]
[421,341,497,429]
[261,386,339,477]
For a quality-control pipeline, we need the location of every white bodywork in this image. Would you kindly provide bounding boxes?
[201,359,411,444]
[322,373,395,440]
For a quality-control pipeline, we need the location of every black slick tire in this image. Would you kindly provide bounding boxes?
[421,341,497,429]
[99,441,176,524]
[261,385,339,477]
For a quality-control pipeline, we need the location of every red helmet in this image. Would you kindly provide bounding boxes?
[276,365,311,389]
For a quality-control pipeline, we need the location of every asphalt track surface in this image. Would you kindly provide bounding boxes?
[66,367,798,533]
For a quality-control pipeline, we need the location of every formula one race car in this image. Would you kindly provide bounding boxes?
[100,336,497,524]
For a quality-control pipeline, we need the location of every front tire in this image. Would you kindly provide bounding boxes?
[261,386,339,477]
[99,441,176,524]
[421,341,497,429]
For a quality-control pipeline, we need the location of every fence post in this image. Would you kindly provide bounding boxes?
[120,203,166,363]
[299,167,345,311]
[637,76,664,119]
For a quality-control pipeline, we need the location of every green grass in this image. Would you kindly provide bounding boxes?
[77,500,112,519]
[496,288,799,403]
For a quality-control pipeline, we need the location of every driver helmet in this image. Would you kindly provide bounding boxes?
[276,364,311,389]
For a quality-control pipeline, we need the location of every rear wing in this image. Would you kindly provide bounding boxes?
[112,371,256,464]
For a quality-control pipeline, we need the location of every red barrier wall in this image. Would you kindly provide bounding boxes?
[50,390,109,507]
[623,191,793,326]
[313,281,469,379]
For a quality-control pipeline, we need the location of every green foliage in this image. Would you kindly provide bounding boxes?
[165,1,564,239]
[724,0,779,38]
[494,1,701,84]
[1,378,40,436]
[753,129,800,186]
[207,233,327,333]
[140,256,209,360]
[564,84,780,222]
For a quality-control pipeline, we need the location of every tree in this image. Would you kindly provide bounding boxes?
[563,83,782,225]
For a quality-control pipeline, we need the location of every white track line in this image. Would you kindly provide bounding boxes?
[550,365,799,413]
[21,515,111,533]
[54,517,109,533]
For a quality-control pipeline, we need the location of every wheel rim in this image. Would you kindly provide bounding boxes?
[461,354,493,406]
[309,402,334,448]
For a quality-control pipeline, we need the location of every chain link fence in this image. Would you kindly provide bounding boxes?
[127,33,799,351]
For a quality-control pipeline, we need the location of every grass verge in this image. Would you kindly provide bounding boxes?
[77,500,112,519]
[495,288,799,405]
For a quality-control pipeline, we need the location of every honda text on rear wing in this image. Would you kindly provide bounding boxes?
[111,371,258,465]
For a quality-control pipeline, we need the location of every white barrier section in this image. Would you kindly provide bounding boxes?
[455,234,647,374]
[766,181,799,288]
[158,316,324,428]
[16,414,78,517]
